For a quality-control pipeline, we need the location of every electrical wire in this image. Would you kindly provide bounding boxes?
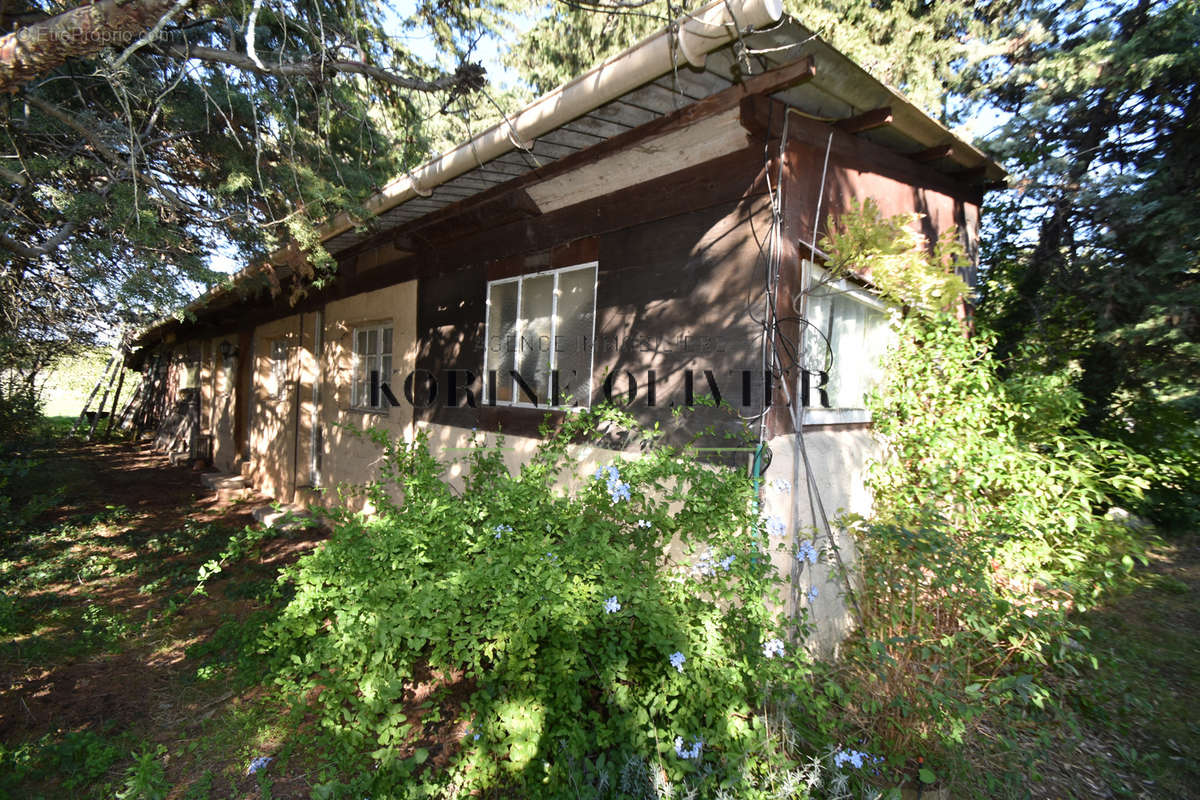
[751,105,862,631]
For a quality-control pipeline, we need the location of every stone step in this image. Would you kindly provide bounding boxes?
[200,472,246,492]
[252,503,310,531]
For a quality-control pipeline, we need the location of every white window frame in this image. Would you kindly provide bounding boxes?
[483,261,598,409]
[350,322,393,412]
[800,263,891,426]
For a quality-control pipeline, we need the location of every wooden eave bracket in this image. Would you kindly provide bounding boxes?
[835,106,893,134]
[736,55,817,99]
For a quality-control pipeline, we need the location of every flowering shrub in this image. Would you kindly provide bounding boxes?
[264,406,822,797]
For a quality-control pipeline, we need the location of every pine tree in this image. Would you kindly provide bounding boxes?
[0,0,516,390]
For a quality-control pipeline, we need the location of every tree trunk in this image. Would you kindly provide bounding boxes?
[0,0,186,91]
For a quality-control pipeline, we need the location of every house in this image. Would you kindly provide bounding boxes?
[128,0,1004,652]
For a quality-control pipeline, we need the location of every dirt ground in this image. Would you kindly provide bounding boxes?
[0,440,328,796]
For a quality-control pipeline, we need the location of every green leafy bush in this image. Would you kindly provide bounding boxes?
[264,407,822,797]
[823,208,1159,787]
[0,453,58,533]
[0,384,42,447]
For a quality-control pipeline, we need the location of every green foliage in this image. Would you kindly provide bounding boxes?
[0,383,42,447]
[116,745,169,800]
[510,1,666,95]
[0,451,60,533]
[974,0,1200,524]
[264,407,820,797]
[0,729,125,798]
[821,198,971,311]
[826,204,1159,786]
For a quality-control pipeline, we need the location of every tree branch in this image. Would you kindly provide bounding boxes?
[151,42,486,94]
[0,221,76,260]
[0,0,190,92]
[23,93,193,211]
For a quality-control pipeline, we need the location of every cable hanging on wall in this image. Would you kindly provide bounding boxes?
[750,102,862,635]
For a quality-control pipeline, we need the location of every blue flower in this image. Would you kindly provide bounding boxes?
[604,595,621,614]
[674,736,704,759]
[834,749,874,770]
[669,651,686,672]
[595,464,632,504]
[762,637,785,659]
[493,523,513,539]
[770,478,792,493]
[796,539,818,564]
[719,554,736,571]
[636,519,652,528]
[807,585,819,604]
[247,756,273,775]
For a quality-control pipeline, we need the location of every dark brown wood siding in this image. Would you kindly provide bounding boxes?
[153,101,985,453]
[410,146,773,453]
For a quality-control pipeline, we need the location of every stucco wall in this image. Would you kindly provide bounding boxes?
[757,426,877,657]
[315,280,418,508]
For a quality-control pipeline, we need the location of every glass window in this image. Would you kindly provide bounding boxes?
[351,324,393,411]
[179,362,200,390]
[484,263,597,407]
[802,269,891,411]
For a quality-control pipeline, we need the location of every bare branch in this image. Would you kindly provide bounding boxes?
[151,42,486,94]
[0,222,77,260]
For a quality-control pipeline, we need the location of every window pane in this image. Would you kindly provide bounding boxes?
[804,291,889,409]
[487,282,518,403]
[517,275,554,404]
[367,328,378,356]
[554,266,596,406]
[827,296,865,407]
[356,330,367,357]
[382,328,393,354]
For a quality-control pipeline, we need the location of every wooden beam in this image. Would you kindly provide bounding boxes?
[737,55,817,98]
[835,106,893,134]
[911,144,953,163]
[741,94,985,204]
[415,187,542,243]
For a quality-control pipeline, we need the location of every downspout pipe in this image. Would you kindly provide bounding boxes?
[316,0,784,242]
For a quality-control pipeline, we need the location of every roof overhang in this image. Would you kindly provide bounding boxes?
[133,0,1004,350]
